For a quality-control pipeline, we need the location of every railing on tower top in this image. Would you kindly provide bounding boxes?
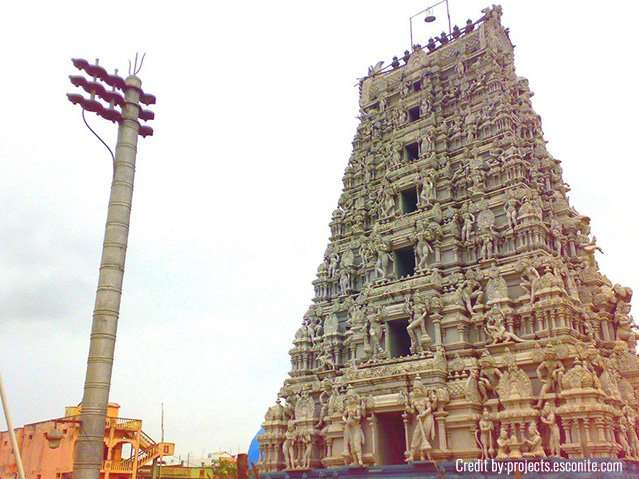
[364,11,492,81]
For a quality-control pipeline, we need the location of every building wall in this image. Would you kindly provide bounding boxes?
[1,418,77,479]
[0,404,173,479]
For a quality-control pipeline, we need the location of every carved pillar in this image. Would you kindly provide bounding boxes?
[549,309,557,332]
[457,322,466,343]
[368,414,378,464]
[432,313,443,347]
[594,417,605,444]
[557,307,566,329]
[435,411,448,451]
[564,418,573,444]
[506,316,514,334]
[583,419,591,453]
[600,320,610,341]
[402,412,410,457]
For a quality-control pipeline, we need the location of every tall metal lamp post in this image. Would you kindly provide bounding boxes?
[66,55,155,479]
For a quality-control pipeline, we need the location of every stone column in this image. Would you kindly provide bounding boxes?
[402,412,411,458]
[435,411,449,451]
[432,313,443,347]
[367,414,378,464]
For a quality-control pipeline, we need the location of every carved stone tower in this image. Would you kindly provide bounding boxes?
[258,6,639,476]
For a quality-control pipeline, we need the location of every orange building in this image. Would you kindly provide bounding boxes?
[0,403,174,479]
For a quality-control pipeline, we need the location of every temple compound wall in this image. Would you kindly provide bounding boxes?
[257,6,639,476]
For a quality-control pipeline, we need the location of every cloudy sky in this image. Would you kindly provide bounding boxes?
[1,0,638,460]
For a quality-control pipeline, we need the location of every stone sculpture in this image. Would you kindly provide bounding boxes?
[404,378,436,462]
[476,408,494,459]
[342,387,365,466]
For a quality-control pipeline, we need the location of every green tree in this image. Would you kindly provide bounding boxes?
[210,458,237,479]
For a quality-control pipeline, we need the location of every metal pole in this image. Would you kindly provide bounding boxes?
[72,74,142,479]
[409,17,414,47]
[445,0,452,34]
[0,374,26,479]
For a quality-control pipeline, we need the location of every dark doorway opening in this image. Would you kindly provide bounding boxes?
[377,412,408,465]
[408,106,421,122]
[395,247,416,277]
[388,319,411,358]
[405,142,419,162]
[400,187,418,214]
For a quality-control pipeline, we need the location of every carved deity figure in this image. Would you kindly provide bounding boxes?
[496,427,510,459]
[372,233,394,280]
[540,402,561,457]
[476,408,494,459]
[389,142,402,167]
[342,388,365,466]
[407,300,431,353]
[419,172,436,207]
[405,381,436,462]
[380,185,396,218]
[504,193,519,230]
[484,306,524,345]
[617,415,633,458]
[367,307,386,358]
[300,430,313,469]
[524,422,546,457]
[518,261,541,305]
[478,226,499,261]
[415,230,435,270]
[461,209,475,242]
[535,345,565,408]
[464,368,483,403]
[549,217,564,256]
[283,420,297,469]
[339,268,350,294]
[327,252,340,279]
[459,269,483,315]
[623,404,639,457]
[478,350,502,401]
[420,96,432,117]
[615,300,638,351]
[420,133,434,158]
[316,349,336,371]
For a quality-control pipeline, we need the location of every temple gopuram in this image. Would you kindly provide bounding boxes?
[257,5,639,477]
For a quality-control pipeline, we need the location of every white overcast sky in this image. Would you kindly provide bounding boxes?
[1,0,638,459]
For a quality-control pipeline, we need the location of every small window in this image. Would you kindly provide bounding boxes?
[408,106,420,122]
[400,188,418,214]
[388,320,412,358]
[395,247,416,277]
[405,142,419,162]
[29,434,33,440]
[413,81,422,92]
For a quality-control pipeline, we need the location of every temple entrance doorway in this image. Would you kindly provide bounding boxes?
[376,412,407,465]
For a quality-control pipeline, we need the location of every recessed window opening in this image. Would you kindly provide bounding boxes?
[400,188,418,214]
[405,142,419,162]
